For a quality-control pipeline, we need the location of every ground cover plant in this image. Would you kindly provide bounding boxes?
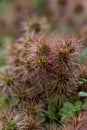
[0,0,87,130]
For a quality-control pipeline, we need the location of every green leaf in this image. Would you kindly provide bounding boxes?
[44,100,59,122]
[0,0,10,13]
[78,78,87,85]
[59,101,82,124]
[0,95,9,110]
[74,101,82,113]
[0,65,9,72]
[79,48,87,63]
[79,92,87,97]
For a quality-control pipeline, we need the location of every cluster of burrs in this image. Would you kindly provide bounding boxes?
[0,16,87,130]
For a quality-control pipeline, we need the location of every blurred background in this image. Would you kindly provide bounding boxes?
[0,0,87,70]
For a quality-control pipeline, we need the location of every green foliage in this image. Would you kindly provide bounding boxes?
[0,95,9,110]
[56,25,74,35]
[59,101,82,124]
[2,36,13,45]
[0,65,9,72]
[0,49,6,66]
[0,0,10,13]
[44,101,60,123]
[0,36,12,70]
[78,78,87,85]
[79,48,87,63]
[33,0,48,15]
[44,100,82,125]
[79,92,87,97]
[3,120,17,130]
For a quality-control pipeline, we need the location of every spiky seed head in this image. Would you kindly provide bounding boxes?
[29,23,41,33]
[22,16,50,34]
[20,115,44,130]
[56,47,70,64]
[1,69,15,96]
[56,70,69,83]
[12,86,39,109]
[53,36,82,69]
[36,43,50,56]
[27,35,53,90]
[0,110,19,130]
[27,35,51,57]
[3,120,17,130]
[6,42,26,65]
[37,56,48,67]
[24,100,44,116]
[51,70,77,105]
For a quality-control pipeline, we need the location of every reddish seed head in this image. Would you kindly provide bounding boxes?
[22,16,50,34]
[19,115,44,130]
